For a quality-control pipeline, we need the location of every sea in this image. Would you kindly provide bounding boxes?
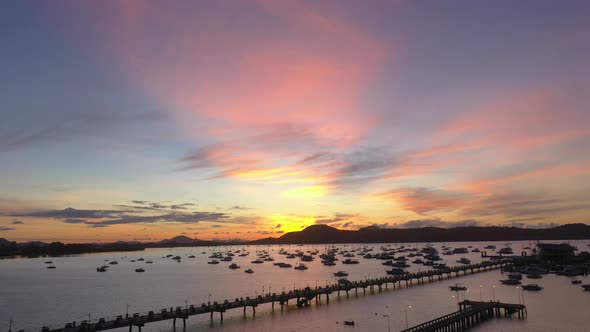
[1,240,589,332]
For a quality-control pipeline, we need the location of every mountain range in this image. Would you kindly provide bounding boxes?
[2,223,589,256]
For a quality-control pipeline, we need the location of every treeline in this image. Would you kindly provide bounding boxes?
[0,241,146,257]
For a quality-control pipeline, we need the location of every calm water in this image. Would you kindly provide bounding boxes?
[1,240,589,332]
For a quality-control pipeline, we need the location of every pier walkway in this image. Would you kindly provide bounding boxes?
[32,260,510,332]
[401,300,526,332]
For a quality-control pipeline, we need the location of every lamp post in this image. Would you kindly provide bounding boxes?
[382,314,391,332]
[479,285,483,301]
[405,305,412,329]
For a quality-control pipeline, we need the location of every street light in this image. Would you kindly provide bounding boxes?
[382,314,391,332]
[405,305,412,329]
[479,285,483,301]
[492,285,496,301]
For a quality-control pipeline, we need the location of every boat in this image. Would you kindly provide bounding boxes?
[338,278,351,285]
[342,259,359,264]
[582,284,590,291]
[251,259,264,264]
[46,266,56,269]
[484,245,496,249]
[522,284,543,291]
[471,248,480,253]
[392,261,410,268]
[526,274,542,279]
[44,261,53,264]
[386,268,408,275]
[457,258,471,264]
[453,248,468,254]
[508,273,522,280]
[109,261,118,265]
[146,261,153,264]
[135,268,145,272]
[245,269,254,274]
[294,264,308,270]
[277,263,292,268]
[498,247,514,255]
[500,279,521,285]
[229,263,240,269]
[333,271,348,277]
[188,255,196,258]
[96,266,108,272]
[343,320,355,326]
[449,284,467,291]
[572,280,583,284]
[208,260,220,264]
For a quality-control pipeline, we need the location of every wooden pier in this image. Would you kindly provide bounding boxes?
[32,260,510,332]
[401,300,526,332]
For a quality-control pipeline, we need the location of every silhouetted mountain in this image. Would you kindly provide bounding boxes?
[0,238,11,246]
[251,223,590,244]
[159,235,197,245]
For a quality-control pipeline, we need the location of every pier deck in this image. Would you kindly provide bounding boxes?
[29,260,510,332]
[401,300,526,332]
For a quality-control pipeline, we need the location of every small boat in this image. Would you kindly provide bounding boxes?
[245,269,254,274]
[521,284,543,291]
[334,271,348,277]
[508,273,522,280]
[572,280,583,284]
[229,263,240,269]
[343,320,355,326]
[251,259,264,264]
[582,284,590,291]
[96,266,108,272]
[386,268,408,275]
[526,274,542,279]
[294,264,308,270]
[208,260,220,264]
[277,263,292,268]
[449,284,467,291]
[135,268,145,272]
[44,261,53,264]
[457,258,471,265]
[498,247,514,255]
[137,258,145,261]
[46,266,56,269]
[188,255,196,258]
[342,259,359,264]
[338,278,351,285]
[500,279,521,285]
[146,261,153,264]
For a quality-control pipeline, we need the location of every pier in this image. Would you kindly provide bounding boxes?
[401,300,526,332]
[32,260,510,332]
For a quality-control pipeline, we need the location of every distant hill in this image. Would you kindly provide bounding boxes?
[159,235,198,245]
[0,238,11,246]
[151,235,217,247]
[251,223,590,245]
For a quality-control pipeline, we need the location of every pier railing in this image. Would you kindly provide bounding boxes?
[16,259,510,332]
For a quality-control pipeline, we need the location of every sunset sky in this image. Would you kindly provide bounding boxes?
[1,1,589,242]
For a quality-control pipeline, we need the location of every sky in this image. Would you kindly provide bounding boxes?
[1,0,589,243]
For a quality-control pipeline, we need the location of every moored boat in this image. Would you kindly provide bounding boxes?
[522,284,543,291]
[449,284,467,291]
